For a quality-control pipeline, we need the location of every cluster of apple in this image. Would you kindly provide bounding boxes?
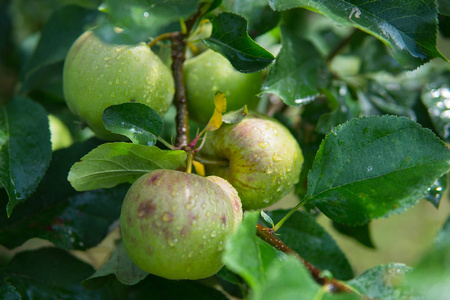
[63,31,303,279]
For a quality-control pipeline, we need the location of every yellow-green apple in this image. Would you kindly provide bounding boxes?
[63,30,174,140]
[183,50,263,123]
[199,111,303,209]
[120,169,243,280]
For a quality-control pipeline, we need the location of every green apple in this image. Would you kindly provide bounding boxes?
[183,50,263,124]
[120,169,243,280]
[63,30,174,140]
[199,111,303,209]
[48,114,73,151]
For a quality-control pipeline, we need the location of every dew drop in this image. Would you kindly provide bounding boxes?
[185,201,194,211]
[167,238,178,247]
[116,78,120,84]
[273,152,283,162]
[103,56,112,61]
[210,231,217,238]
[259,141,269,148]
[108,80,114,85]
[206,211,211,217]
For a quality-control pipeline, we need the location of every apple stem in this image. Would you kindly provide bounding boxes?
[186,149,194,173]
[256,224,361,296]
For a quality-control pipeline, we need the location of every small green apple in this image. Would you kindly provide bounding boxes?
[200,111,303,209]
[120,169,243,280]
[63,30,174,140]
[48,114,73,151]
[183,50,263,124]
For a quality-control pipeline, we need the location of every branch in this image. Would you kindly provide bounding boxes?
[256,224,358,294]
[170,7,205,148]
[170,32,189,148]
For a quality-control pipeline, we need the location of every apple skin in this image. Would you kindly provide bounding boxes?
[63,30,174,140]
[184,50,263,124]
[200,111,303,209]
[120,169,243,280]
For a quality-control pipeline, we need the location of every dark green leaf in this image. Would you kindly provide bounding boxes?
[83,240,148,288]
[95,0,201,44]
[22,5,99,88]
[225,0,280,37]
[203,12,275,73]
[0,281,21,300]
[0,97,52,217]
[268,210,354,280]
[424,174,447,208]
[102,103,164,146]
[355,36,403,74]
[125,274,229,300]
[223,211,286,290]
[0,139,128,250]
[421,72,450,142]
[333,222,375,249]
[261,25,331,106]
[68,143,186,191]
[269,0,446,69]
[317,86,360,135]
[348,263,415,300]
[305,115,450,225]
[4,248,108,299]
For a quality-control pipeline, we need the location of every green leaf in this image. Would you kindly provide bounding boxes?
[332,221,375,249]
[83,240,148,288]
[68,143,187,191]
[4,248,108,299]
[404,217,450,299]
[305,115,450,225]
[261,25,331,106]
[348,263,415,300]
[0,281,21,300]
[424,174,447,208]
[95,0,201,44]
[268,0,446,69]
[268,210,354,280]
[225,0,280,37]
[317,86,360,135]
[0,139,128,250]
[102,103,164,146]
[22,5,99,88]
[250,255,321,300]
[421,72,450,142]
[223,211,286,291]
[203,12,275,73]
[0,97,52,217]
[125,274,230,300]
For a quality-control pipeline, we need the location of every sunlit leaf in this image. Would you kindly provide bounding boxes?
[68,143,187,191]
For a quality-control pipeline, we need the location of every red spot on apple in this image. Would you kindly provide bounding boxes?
[137,200,156,218]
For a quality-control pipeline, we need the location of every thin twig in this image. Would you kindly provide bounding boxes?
[256,224,356,294]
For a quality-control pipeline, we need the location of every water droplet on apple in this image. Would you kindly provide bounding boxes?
[273,152,283,161]
[167,237,178,247]
[259,141,269,148]
[206,211,211,217]
[103,56,112,61]
[185,201,194,210]
[210,231,217,238]
[108,80,114,85]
